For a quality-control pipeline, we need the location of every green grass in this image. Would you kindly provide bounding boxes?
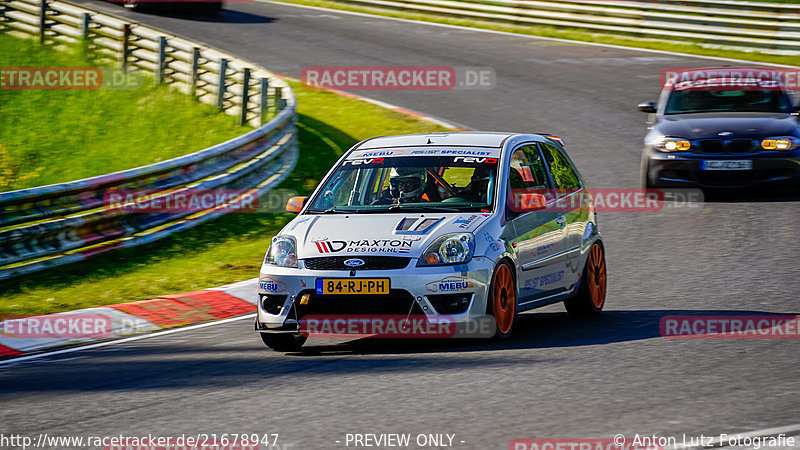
[0,81,448,316]
[0,34,250,192]
[274,0,800,67]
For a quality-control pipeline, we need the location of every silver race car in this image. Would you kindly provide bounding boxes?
[256,132,606,351]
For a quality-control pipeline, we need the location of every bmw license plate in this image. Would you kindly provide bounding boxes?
[316,278,390,295]
[701,160,752,170]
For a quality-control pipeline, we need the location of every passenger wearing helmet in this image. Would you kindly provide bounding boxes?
[461,167,492,203]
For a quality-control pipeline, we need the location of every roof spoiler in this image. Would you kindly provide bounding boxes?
[535,133,565,147]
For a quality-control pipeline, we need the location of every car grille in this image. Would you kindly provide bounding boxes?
[304,256,411,271]
[697,139,754,154]
[293,289,424,316]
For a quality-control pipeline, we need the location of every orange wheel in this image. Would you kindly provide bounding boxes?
[564,242,606,317]
[587,243,606,309]
[491,262,516,337]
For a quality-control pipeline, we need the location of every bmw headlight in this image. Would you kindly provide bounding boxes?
[651,136,691,152]
[761,136,800,151]
[265,235,297,268]
[418,233,475,266]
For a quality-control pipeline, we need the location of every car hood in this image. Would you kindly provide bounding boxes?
[656,112,799,139]
[283,212,491,259]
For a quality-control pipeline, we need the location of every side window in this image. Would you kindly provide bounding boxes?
[507,146,552,208]
[509,147,548,189]
[540,143,581,197]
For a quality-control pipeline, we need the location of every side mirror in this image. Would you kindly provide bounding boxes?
[638,101,657,113]
[509,192,547,213]
[286,196,308,213]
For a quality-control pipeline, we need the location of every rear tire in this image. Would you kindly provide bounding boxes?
[489,260,517,339]
[260,332,307,352]
[564,242,606,317]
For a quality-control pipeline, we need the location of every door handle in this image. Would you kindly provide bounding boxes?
[556,215,566,227]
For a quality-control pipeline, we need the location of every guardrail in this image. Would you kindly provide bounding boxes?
[334,0,800,55]
[0,0,298,281]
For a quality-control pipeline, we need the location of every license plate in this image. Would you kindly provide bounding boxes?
[316,278,390,295]
[701,160,753,170]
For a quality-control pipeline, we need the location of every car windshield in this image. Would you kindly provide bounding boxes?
[664,89,794,114]
[307,152,499,213]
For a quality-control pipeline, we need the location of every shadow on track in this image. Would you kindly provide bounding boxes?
[0,309,792,393]
[290,308,792,355]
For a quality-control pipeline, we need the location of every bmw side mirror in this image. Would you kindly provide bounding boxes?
[638,101,657,113]
[286,196,308,213]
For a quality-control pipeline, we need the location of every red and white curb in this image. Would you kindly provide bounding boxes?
[0,278,259,358]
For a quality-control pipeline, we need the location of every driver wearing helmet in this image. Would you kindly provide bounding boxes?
[373,167,432,204]
[390,167,433,203]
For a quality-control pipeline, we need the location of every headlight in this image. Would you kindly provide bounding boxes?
[653,136,691,152]
[417,233,475,266]
[265,235,297,268]
[761,137,800,151]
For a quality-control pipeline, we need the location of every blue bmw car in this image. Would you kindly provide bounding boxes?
[639,68,800,189]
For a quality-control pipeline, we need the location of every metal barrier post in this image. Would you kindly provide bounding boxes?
[38,0,46,44]
[80,12,90,57]
[217,58,227,110]
[239,68,251,126]
[274,86,283,112]
[156,36,166,84]
[260,77,269,124]
[122,23,131,72]
[191,47,200,98]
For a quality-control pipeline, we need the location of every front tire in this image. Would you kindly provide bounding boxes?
[489,260,517,339]
[260,332,307,352]
[564,242,606,317]
[641,158,655,189]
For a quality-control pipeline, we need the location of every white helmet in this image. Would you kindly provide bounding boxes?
[389,167,427,199]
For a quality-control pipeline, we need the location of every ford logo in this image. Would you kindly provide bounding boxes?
[344,258,365,267]
[718,131,734,137]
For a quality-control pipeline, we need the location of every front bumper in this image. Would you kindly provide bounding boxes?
[255,257,495,333]
[645,149,800,188]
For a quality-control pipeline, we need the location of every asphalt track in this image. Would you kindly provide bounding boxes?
[2,2,800,449]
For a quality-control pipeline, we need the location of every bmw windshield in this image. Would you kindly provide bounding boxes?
[665,89,795,115]
[307,150,499,213]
